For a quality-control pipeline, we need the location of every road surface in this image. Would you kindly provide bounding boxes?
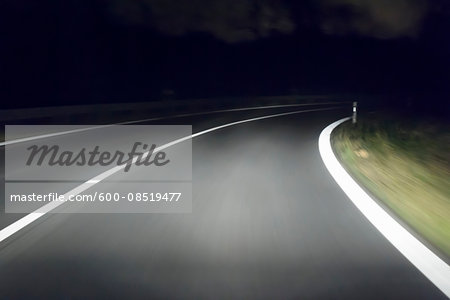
[0,106,447,299]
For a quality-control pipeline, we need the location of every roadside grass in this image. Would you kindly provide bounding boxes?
[332,113,450,258]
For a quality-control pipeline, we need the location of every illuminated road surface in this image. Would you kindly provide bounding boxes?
[0,107,447,299]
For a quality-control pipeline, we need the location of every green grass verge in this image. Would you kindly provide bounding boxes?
[332,114,450,258]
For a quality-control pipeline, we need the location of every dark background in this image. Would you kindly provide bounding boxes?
[1,0,449,114]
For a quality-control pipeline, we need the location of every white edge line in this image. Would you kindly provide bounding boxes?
[0,106,340,245]
[318,117,450,298]
[0,102,348,147]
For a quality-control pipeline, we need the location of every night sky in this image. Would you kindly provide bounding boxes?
[1,0,450,109]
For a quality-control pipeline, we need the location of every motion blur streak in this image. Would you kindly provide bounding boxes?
[319,117,450,298]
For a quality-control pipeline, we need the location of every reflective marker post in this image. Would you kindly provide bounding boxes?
[352,101,358,124]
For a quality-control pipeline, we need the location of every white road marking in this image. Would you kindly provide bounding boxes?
[86,180,101,184]
[319,117,450,298]
[0,106,339,244]
[0,102,346,146]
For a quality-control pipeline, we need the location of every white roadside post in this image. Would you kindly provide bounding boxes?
[352,101,358,124]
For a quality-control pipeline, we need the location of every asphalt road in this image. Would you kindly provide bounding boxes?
[0,107,447,299]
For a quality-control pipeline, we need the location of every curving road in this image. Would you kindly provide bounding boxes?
[0,106,447,299]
